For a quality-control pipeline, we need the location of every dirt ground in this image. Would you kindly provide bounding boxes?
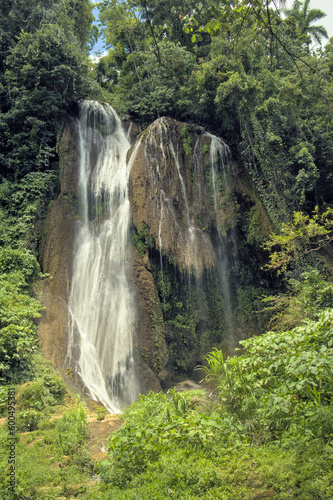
[86,412,123,461]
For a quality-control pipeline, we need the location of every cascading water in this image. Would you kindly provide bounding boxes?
[66,101,139,413]
[143,118,214,273]
[208,134,236,342]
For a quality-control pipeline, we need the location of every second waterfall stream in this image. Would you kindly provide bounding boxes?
[66,101,139,413]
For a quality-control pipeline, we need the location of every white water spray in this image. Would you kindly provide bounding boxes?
[66,101,139,413]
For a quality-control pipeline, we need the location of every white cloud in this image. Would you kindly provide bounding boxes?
[89,51,108,64]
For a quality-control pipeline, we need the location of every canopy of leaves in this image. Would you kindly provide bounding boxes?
[263,208,333,274]
[0,0,99,382]
[284,0,328,45]
[97,0,333,224]
[0,0,99,181]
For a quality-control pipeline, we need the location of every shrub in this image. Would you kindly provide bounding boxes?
[17,380,53,411]
[201,309,333,442]
[41,373,66,403]
[16,409,42,432]
[55,400,89,455]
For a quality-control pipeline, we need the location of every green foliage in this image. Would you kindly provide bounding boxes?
[95,407,108,421]
[5,23,93,100]
[0,394,97,499]
[16,367,66,411]
[1,22,97,180]
[294,269,333,313]
[104,40,196,124]
[180,124,192,158]
[284,0,329,45]
[16,409,43,432]
[17,380,53,411]
[2,364,67,432]
[0,0,100,389]
[185,0,328,52]
[130,222,151,257]
[55,400,89,455]
[96,0,333,226]
[259,266,333,333]
[0,171,59,252]
[31,351,67,401]
[99,389,227,489]
[263,208,333,274]
[150,251,225,375]
[121,390,168,424]
[97,378,333,499]
[202,309,333,442]
[0,272,42,383]
[0,247,40,287]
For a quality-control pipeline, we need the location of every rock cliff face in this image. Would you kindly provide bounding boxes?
[127,117,241,373]
[39,102,272,406]
[129,118,217,273]
[38,117,79,368]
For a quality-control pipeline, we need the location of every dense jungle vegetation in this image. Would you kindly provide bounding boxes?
[1,0,333,498]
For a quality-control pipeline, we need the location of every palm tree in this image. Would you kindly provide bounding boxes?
[284,0,328,45]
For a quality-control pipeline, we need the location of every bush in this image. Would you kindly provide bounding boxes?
[17,380,53,411]
[55,400,89,455]
[0,274,42,384]
[16,409,42,432]
[32,352,67,403]
[121,391,168,424]
[41,373,66,403]
[201,309,333,442]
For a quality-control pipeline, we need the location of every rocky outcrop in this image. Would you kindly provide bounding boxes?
[131,248,168,385]
[38,117,79,368]
[129,118,219,274]
[39,103,272,403]
[38,109,167,394]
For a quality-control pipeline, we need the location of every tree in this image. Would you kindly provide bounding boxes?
[101,40,196,123]
[1,23,96,179]
[0,248,43,383]
[263,208,333,274]
[284,0,328,45]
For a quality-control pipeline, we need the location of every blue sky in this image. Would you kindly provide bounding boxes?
[90,5,105,55]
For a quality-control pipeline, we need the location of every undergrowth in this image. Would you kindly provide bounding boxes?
[90,310,333,499]
[1,311,333,498]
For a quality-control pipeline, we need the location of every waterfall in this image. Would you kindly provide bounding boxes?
[208,134,236,342]
[66,101,139,413]
[142,118,214,273]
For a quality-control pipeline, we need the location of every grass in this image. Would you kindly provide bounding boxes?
[2,305,333,500]
[1,385,333,499]
[0,391,101,499]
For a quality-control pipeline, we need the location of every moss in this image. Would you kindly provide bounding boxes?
[140,347,153,370]
[149,249,226,377]
[130,221,152,257]
[140,129,147,142]
[180,125,192,158]
[140,299,167,375]
[152,300,167,372]
[202,144,209,155]
[62,191,79,215]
